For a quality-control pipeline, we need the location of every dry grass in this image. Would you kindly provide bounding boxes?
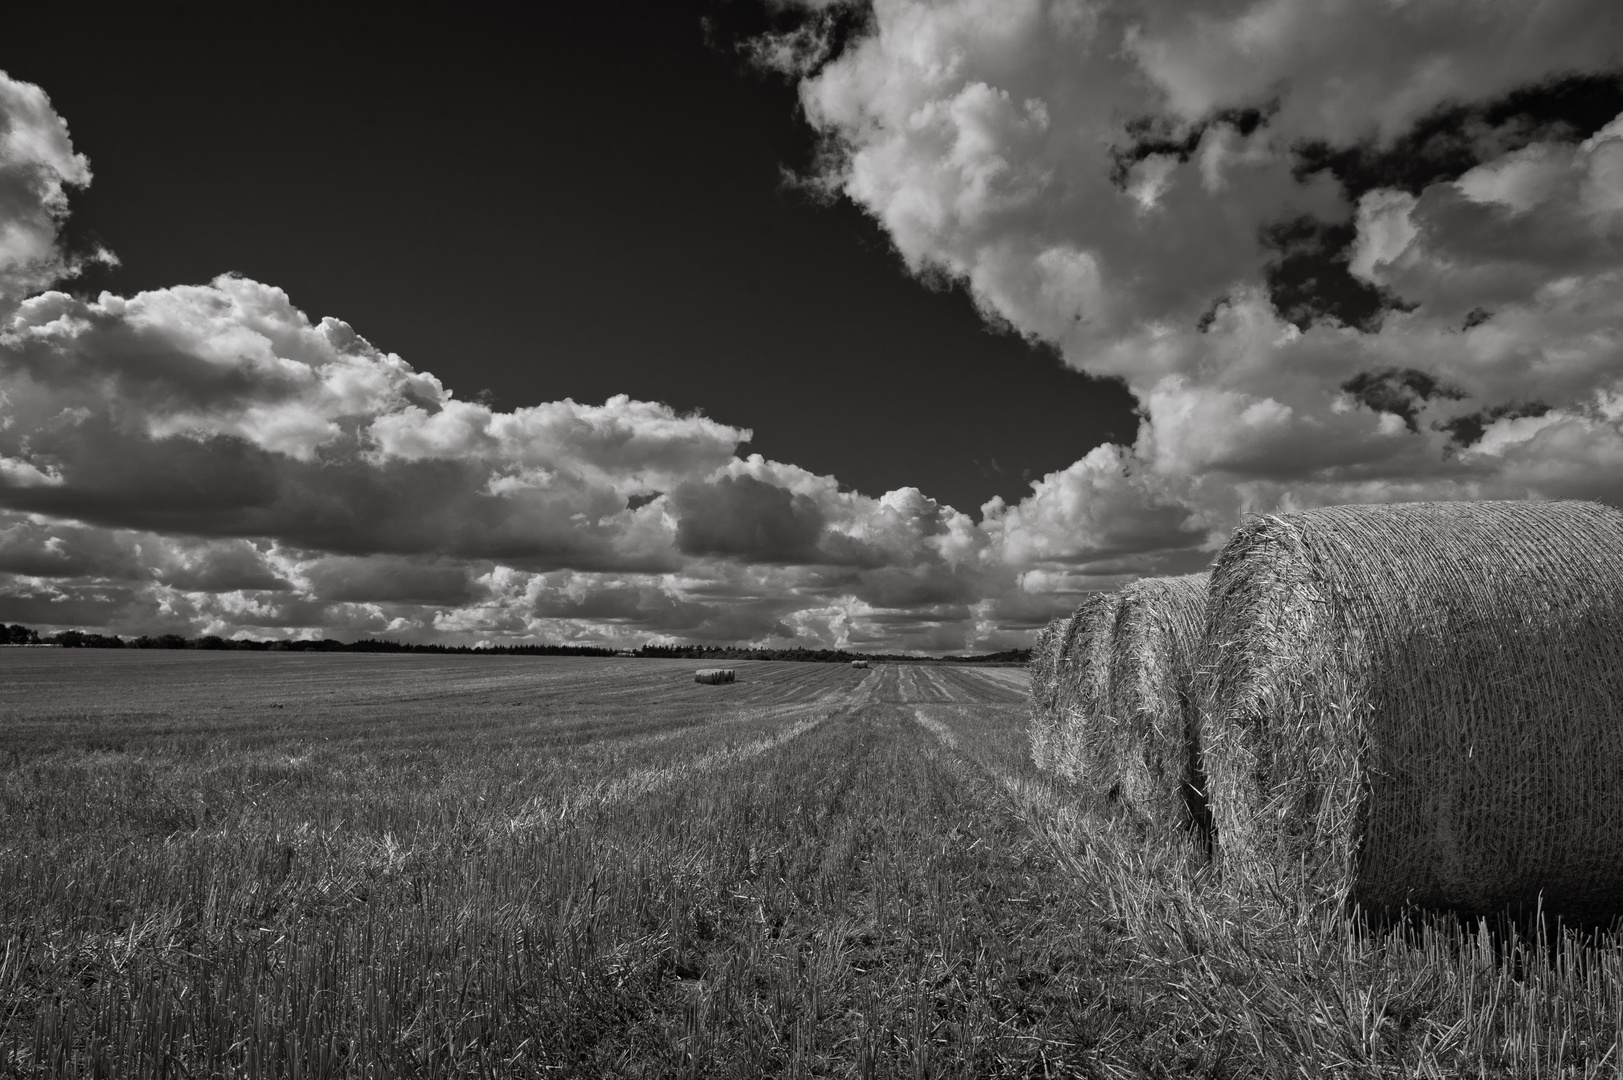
[0,653,1123,1078]
[10,647,1623,1077]
[1024,796,1623,1079]
[941,660,1623,1078]
[1197,500,1623,924]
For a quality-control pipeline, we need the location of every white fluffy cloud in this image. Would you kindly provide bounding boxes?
[1121,0,1620,142]
[0,74,102,312]
[0,277,746,573]
[8,6,1623,651]
[0,69,1043,648]
[772,0,1623,589]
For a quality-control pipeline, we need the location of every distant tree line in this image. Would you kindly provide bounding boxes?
[1,623,1028,663]
[9,626,615,656]
[1,623,43,645]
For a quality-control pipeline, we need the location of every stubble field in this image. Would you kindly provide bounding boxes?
[4,652,1623,1078]
[0,653,1115,1078]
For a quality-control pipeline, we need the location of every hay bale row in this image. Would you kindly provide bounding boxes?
[1103,573,1209,831]
[1044,592,1121,783]
[1032,499,1623,922]
[1027,612,1074,774]
[1028,575,1208,832]
[1196,499,1623,922]
[694,668,735,685]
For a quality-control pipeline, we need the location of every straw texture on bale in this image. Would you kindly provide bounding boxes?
[1097,572,1210,831]
[1027,614,1073,773]
[1029,592,1120,781]
[1197,500,1623,922]
[694,669,735,685]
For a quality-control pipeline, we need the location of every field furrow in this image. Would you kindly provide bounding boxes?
[14,652,1595,1078]
[0,654,1119,1078]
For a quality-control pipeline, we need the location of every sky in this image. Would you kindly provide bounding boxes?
[0,1,1621,651]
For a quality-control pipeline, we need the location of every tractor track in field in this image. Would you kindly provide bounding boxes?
[2,654,1157,1079]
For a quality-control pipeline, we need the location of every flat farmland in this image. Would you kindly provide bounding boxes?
[9,654,1618,1079]
[0,653,1122,1078]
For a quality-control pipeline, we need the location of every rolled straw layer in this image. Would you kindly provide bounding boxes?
[1197,500,1623,921]
[1029,592,1120,781]
[1027,615,1071,773]
[1100,572,1210,831]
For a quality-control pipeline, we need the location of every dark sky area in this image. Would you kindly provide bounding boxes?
[2,2,1135,516]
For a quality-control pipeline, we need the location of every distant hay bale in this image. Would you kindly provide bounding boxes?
[1197,500,1623,922]
[694,668,735,685]
[850,660,870,669]
[1030,592,1120,781]
[1097,572,1209,832]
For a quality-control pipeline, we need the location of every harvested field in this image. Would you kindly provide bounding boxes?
[1197,500,1623,922]
[1029,576,1208,835]
[7,648,1623,1077]
[0,652,1112,1078]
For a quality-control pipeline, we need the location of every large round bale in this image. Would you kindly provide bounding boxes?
[1036,592,1121,782]
[1027,614,1073,772]
[1097,572,1210,832]
[1197,500,1623,922]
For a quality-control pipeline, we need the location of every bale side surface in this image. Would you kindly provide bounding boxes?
[1097,572,1210,832]
[1027,615,1073,772]
[1044,592,1121,783]
[1197,499,1623,922]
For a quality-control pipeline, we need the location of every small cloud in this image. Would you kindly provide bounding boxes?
[671,475,826,564]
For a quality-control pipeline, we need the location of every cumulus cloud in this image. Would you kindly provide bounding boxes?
[0,277,762,572]
[299,556,479,606]
[11,6,1623,652]
[0,246,1041,646]
[981,443,1208,566]
[671,474,828,563]
[1120,0,1621,143]
[0,73,102,313]
[0,514,287,590]
[765,0,1623,597]
[0,69,1055,650]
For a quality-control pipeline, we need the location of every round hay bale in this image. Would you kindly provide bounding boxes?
[1040,592,1121,782]
[1098,572,1210,832]
[1027,614,1073,772]
[1197,500,1623,922]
